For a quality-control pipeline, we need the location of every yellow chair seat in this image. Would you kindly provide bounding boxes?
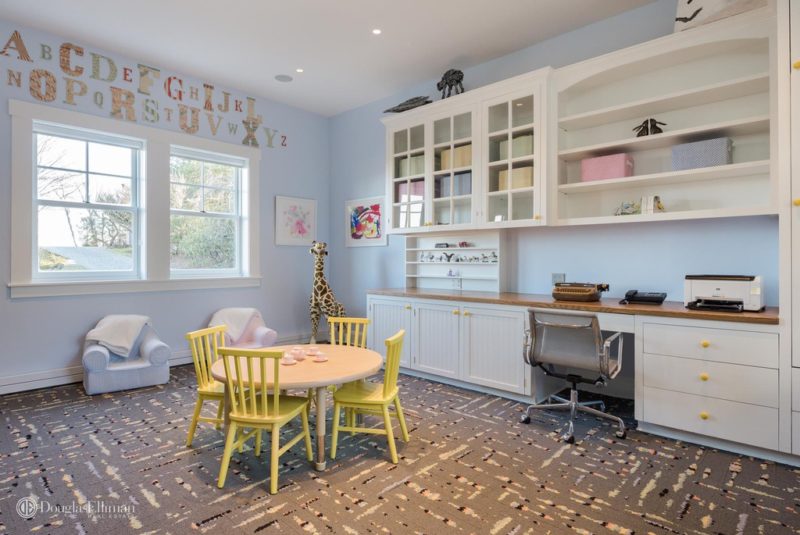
[198,379,225,397]
[229,395,309,424]
[334,381,397,405]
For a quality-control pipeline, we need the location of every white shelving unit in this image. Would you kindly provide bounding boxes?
[404,231,505,292]
[550,9,777,225]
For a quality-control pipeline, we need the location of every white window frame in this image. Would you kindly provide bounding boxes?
[9,99,261,298]
[169,146,245,278]
[32,121,144,282]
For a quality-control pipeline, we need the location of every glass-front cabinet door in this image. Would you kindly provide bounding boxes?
[483,88,542,226]
[391,124,426,230]
[432,110,475,227]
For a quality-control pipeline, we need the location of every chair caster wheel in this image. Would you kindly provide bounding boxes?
[520,415,531,424]
[616,430,626,439]
[563,435,575,444]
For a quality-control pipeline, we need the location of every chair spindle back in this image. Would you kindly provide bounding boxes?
[218,347,283,419]
[329,317,370,348]
[186,325,227,390]
[382,330,405,398]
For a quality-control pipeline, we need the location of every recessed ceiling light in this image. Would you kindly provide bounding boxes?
[275,74,293,82]
[372,28,382,35]
[295,68,304,73]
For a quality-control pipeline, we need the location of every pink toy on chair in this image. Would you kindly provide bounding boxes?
[209,308,278,349]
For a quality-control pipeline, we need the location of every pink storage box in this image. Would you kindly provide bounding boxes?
[580,153,634,181]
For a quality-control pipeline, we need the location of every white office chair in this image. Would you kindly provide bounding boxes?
[520,309,626,443]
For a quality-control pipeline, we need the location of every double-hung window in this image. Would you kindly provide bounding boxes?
[169,148,244,277]
[34,122,142,279]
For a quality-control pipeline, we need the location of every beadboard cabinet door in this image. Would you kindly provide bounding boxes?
[414,301,461,378]
[368,297,412,368]
[461,305,527,393]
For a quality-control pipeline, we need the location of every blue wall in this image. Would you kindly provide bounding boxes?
[327,0,779,313]
[0,20,331,386]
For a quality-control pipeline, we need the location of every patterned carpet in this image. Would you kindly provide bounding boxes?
[1,365,799,534]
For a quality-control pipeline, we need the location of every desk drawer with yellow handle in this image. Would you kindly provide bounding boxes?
[642,322,778,369]
[643,353,778,408]
[642,386,779,451]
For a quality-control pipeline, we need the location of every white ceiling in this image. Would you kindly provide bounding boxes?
[0,0,653,116]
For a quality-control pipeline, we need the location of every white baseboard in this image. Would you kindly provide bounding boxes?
[0,332,313,395]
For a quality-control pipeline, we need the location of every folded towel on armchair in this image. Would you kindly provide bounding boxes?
[86,315,152,358]
[209,307,260,343]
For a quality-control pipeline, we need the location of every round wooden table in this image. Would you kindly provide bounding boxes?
[210,344,383,470]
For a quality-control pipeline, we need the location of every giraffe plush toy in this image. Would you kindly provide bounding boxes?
[308,241,345,343]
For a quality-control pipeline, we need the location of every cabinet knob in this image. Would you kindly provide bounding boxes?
[793,199,800,207]
[699,372,709,382]
[534,214,541,220]
[404,304,412,310]
[699,411,710,420]
[794,60,800,70]
[463,311,472,317]
[700,340,710,348]
[452,309,460,315]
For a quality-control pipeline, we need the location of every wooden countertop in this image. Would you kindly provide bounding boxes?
[368,288,780,325]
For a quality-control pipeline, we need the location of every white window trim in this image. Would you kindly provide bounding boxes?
[9,99,261,298]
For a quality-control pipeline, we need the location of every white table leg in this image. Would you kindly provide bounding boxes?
[315,386,327,471]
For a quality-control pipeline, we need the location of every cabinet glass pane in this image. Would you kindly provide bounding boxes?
[394,156,408,178]
[510,162,533,189]
[435,147,450,172]
[511,130,533,158]
[434,118,451,145]
[488,103,508,133]
[408,203,424,227]
[409,125,424,150]
[453,198,471,224]
[453,171,472,196]
[488,194,508,222]
[511,190,534,220]
[488,164,508,192]
[512,95,534,127]
[434,174,451,198]
[394,130,407,154]
[409,178,424,202]
[394,181,408,202]
[434,200,451,225]
[489,134,507,163]
[453,112,471,140]
[408,152,424,176]
[452,142,472,168]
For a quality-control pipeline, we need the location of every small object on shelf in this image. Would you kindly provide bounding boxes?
[435,243,451,248]
[671,137,732,171]
[383,96,432,113]
[614,200,641,216]
[581,153,634,182]
[552,282,609,302]
[632,118,667,137]
[443,252,455,262]
[457,241,471,248]
[619,290,667,305]
[641,195,665,215]
[437,69,464,99]
[490,252,498,263]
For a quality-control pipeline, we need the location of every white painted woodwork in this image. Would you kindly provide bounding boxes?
[368,297,412,368]
[642,322,779,368]
[643,353,779,408]
[791,0,800,369]
[461,305,526,393]
[794,413,800,456]
[793,368,800,411]
[642,386,779,451]
[414,302,461,378]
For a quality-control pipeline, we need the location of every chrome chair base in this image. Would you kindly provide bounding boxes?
[519,389,626,443]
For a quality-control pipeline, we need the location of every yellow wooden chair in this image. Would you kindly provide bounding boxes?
[330,329,410,464]
[185,325,227,447]
[217,347,313,494]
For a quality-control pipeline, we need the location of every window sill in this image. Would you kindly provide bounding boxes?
[8,276,261,299]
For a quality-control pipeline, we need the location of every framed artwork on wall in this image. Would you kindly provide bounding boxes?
[275,195,316,246]
[345,196,387,247]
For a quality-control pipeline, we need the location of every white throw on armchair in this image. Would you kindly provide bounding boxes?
[83,315,171,395]
[209,308,277,348]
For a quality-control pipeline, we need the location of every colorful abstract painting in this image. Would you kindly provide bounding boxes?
[345,196,386,247]
[275,196,316,245]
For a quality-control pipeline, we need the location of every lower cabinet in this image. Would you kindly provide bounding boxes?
[367,295,530,396]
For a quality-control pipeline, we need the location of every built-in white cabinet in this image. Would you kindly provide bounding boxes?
[367,294,530,396]
[383,69,550,233]
[551,9,775,225]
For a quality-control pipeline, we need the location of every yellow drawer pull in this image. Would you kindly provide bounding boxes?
[794,60,800,70]
[534,214,541,220]
[794,198,800,207]
[463,311,472,317]
[404,304,412,310]
[699,373,709,382]
[699,411,710,420]
[700,340,710,348]
[452,310,460,315]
